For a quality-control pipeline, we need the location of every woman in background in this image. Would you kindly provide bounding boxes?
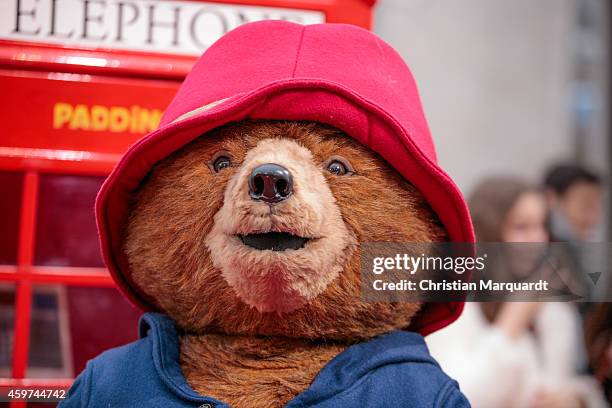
[426,177,606,408]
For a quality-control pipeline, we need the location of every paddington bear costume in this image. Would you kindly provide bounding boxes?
[60,21,475,407]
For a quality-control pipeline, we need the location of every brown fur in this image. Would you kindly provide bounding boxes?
[124,120,446,406]
[180,335,344,407]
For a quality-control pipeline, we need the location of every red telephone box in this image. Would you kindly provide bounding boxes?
[0,0,375,406]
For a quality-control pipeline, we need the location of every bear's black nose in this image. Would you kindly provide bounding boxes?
[249,163,293,203]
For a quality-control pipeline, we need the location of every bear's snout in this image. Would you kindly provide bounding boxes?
[249,163,293,204]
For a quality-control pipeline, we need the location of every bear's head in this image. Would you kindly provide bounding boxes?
[124,120,446,341]
[96,21,474,344]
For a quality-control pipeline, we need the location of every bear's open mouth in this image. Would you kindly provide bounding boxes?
[239,232,309,251]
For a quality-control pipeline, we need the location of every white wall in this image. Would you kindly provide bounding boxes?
[374,0,578,196]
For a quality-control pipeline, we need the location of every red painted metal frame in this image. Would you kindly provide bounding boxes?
[0,378,73,388]
[0,148,121,176]
[0,156,116,408]
[0,0,374,80]
[0,266,115,287]
[12,172,38,380]
[7,172,37,408]
[0,1,375,405]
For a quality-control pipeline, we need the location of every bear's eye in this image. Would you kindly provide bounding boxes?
[325,156,354,176]
[213,156,231,172]
[327,161,347,175]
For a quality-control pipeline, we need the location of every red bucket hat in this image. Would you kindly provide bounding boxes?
[96,20,475,336]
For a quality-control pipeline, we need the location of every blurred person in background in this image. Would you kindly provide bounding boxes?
[426,177,607,408]
[585,303,612,403]
[542,161,607,298]
[544,163,603,243]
